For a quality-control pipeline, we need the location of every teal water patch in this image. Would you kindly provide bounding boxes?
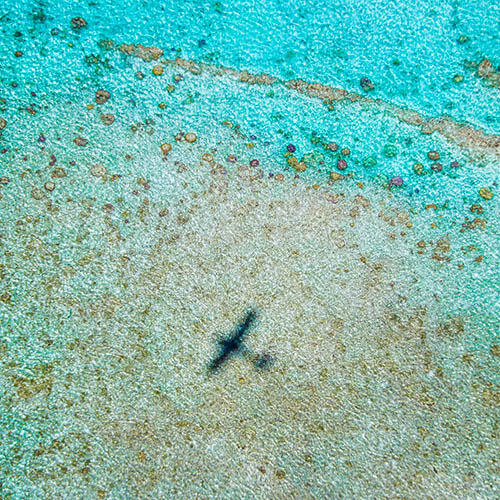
[1,0,499,131]
[0,2,499,500]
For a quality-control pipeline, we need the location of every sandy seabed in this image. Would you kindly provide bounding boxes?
[2,153,498,500]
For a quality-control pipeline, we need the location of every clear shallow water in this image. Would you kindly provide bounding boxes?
[2,0,499,131]
[0,1,499,499]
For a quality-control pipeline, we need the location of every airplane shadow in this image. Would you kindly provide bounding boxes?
[207,308,274,375]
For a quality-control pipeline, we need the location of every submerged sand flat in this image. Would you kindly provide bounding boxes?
[1,144,499,498]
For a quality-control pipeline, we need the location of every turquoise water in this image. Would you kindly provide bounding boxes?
[0,1,499,499]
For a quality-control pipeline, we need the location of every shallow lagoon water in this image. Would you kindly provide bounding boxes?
[0,1,499,499]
